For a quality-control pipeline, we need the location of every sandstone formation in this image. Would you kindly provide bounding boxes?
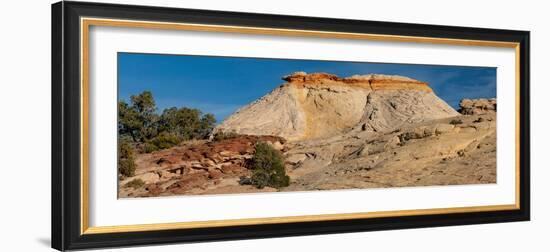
[214,72,458,141]
[459,98,497,115]
[119,72,496,197]
[119,135,284,197]
[281,112,496,190]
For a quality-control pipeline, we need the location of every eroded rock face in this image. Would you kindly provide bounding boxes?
[459,98,496,115]
[214,72,458,141]
[283,72,433,92]
[281,112,497,191]
[118,135,285,197]
[120,111,497,197]
[119,71,496,198]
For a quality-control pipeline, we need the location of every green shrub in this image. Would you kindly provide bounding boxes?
[449,119,463,125]
[118,139,136,177]
[119,91,217,151]
[158,107,216,140]
[240,142,290,189]
[118,91,159,143]
[125,178,145,189]
[143,132,181,153]
[212,131,239,142]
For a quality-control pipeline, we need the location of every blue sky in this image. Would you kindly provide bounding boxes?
[118,52,496,122]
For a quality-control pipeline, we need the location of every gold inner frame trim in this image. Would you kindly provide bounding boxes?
[80,17,522,235]
[85,204,517,234]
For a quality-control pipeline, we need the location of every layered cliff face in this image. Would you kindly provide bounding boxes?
[214,72,459,141]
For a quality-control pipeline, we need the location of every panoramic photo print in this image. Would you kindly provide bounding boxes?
[117,53,497,198]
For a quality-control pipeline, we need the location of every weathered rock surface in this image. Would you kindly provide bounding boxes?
[281,112,496,191]
[214,72,458,141]
[459,98,496,115]
[120,112,496,197]
[118,135,284,197]
[119,72,496,198]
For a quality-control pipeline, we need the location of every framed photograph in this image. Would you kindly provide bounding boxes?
[52,1,530,250]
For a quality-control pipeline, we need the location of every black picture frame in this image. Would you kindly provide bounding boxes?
[52,1,530,251]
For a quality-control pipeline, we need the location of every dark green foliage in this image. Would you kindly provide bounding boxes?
[125,179,145,189]
[238,176,253,185]
[199,114,216,138]
[143,132,181,153]
[240,142,290,189]
[118,101,141,142]
[119,159,136,177]
[118,91,159,142]
[131,91,156,115]
[118,91,217,153]
[158,107,216,140]
[449,119,463,125]
[212,131,239,141]
[118,138,136,177]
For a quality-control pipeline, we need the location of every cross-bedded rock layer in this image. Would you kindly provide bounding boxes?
[214,72,458,141]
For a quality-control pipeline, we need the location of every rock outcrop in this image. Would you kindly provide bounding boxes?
[459,98,497,115]
[118,135,284,197]
[214,72,459,141]
[120,110,497,197]
[119,72,496,198]
[281,112,496,191]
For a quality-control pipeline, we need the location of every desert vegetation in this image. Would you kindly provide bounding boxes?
[125,178,145,189]
[239,142,290,189]
[118,91,216,174]
[211,131,240,141]
[118,91,290,191]
[118,138,137,177]
[118,91,216,147]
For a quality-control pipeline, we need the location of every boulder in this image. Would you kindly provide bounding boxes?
[286,153,307,164]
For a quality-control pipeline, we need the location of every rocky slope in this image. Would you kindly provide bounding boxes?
[282,112,496,191]
[213,72,459,141]
[119,136,285,197]
[119,72,496,198]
